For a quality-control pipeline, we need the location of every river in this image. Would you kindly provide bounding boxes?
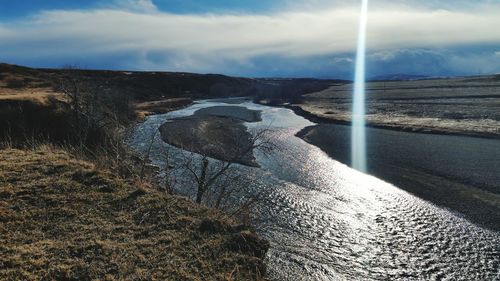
[129,99,500,280]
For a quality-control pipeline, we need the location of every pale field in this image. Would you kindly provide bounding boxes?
[299,75,500,137]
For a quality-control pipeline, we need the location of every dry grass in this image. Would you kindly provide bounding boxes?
[0,147,268,280]
[0,75,61,105]
[0,90,62,105]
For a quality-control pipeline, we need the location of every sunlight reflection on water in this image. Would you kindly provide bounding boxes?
[129,99,500,281]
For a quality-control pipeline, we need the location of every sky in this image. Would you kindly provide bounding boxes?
[1,0,500,79]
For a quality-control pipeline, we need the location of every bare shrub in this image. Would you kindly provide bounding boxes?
[158,127,279,221]
[57,66,135,148]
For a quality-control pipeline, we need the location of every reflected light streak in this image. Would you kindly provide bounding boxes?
[351,0,369,172]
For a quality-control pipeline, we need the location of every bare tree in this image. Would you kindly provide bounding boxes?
[160,144,178,195]
[162,127,278,211]
[55,66,138,178]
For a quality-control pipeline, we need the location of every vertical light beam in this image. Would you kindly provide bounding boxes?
[351,0,368,172]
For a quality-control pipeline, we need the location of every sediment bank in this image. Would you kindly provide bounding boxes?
[159,106,262,167]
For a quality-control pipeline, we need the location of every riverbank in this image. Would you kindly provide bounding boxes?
[0,147,269,280]
[272,75,500,139]
[159,106,262,167]
[0,63,272,280]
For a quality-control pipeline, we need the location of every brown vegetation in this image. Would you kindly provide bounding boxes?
[0,99,73,145]
[0,147,268,280]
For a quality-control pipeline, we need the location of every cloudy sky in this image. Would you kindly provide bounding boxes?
[1,0,499,79]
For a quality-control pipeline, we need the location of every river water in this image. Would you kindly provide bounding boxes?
[129,99,500,280]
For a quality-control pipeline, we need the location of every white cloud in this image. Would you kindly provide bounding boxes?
[331,57,353,64]
[114,0,158,13]
[368,49,446,62]
[495,51,500,57]
[1,3,500,69]
[369,50,396,61]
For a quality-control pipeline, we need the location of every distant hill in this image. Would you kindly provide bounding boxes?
[370,74,433,81]
[0,63,259,101]
[0,63,339,102]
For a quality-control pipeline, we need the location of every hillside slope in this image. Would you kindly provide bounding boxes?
[0,63,337,103]
[0,63,258,101]
[0,148,268,280]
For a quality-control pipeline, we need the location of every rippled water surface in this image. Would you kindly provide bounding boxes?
[129,99,500,280]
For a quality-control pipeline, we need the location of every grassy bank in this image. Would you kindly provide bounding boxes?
[0,147,268,280]
[0,63,278,279]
